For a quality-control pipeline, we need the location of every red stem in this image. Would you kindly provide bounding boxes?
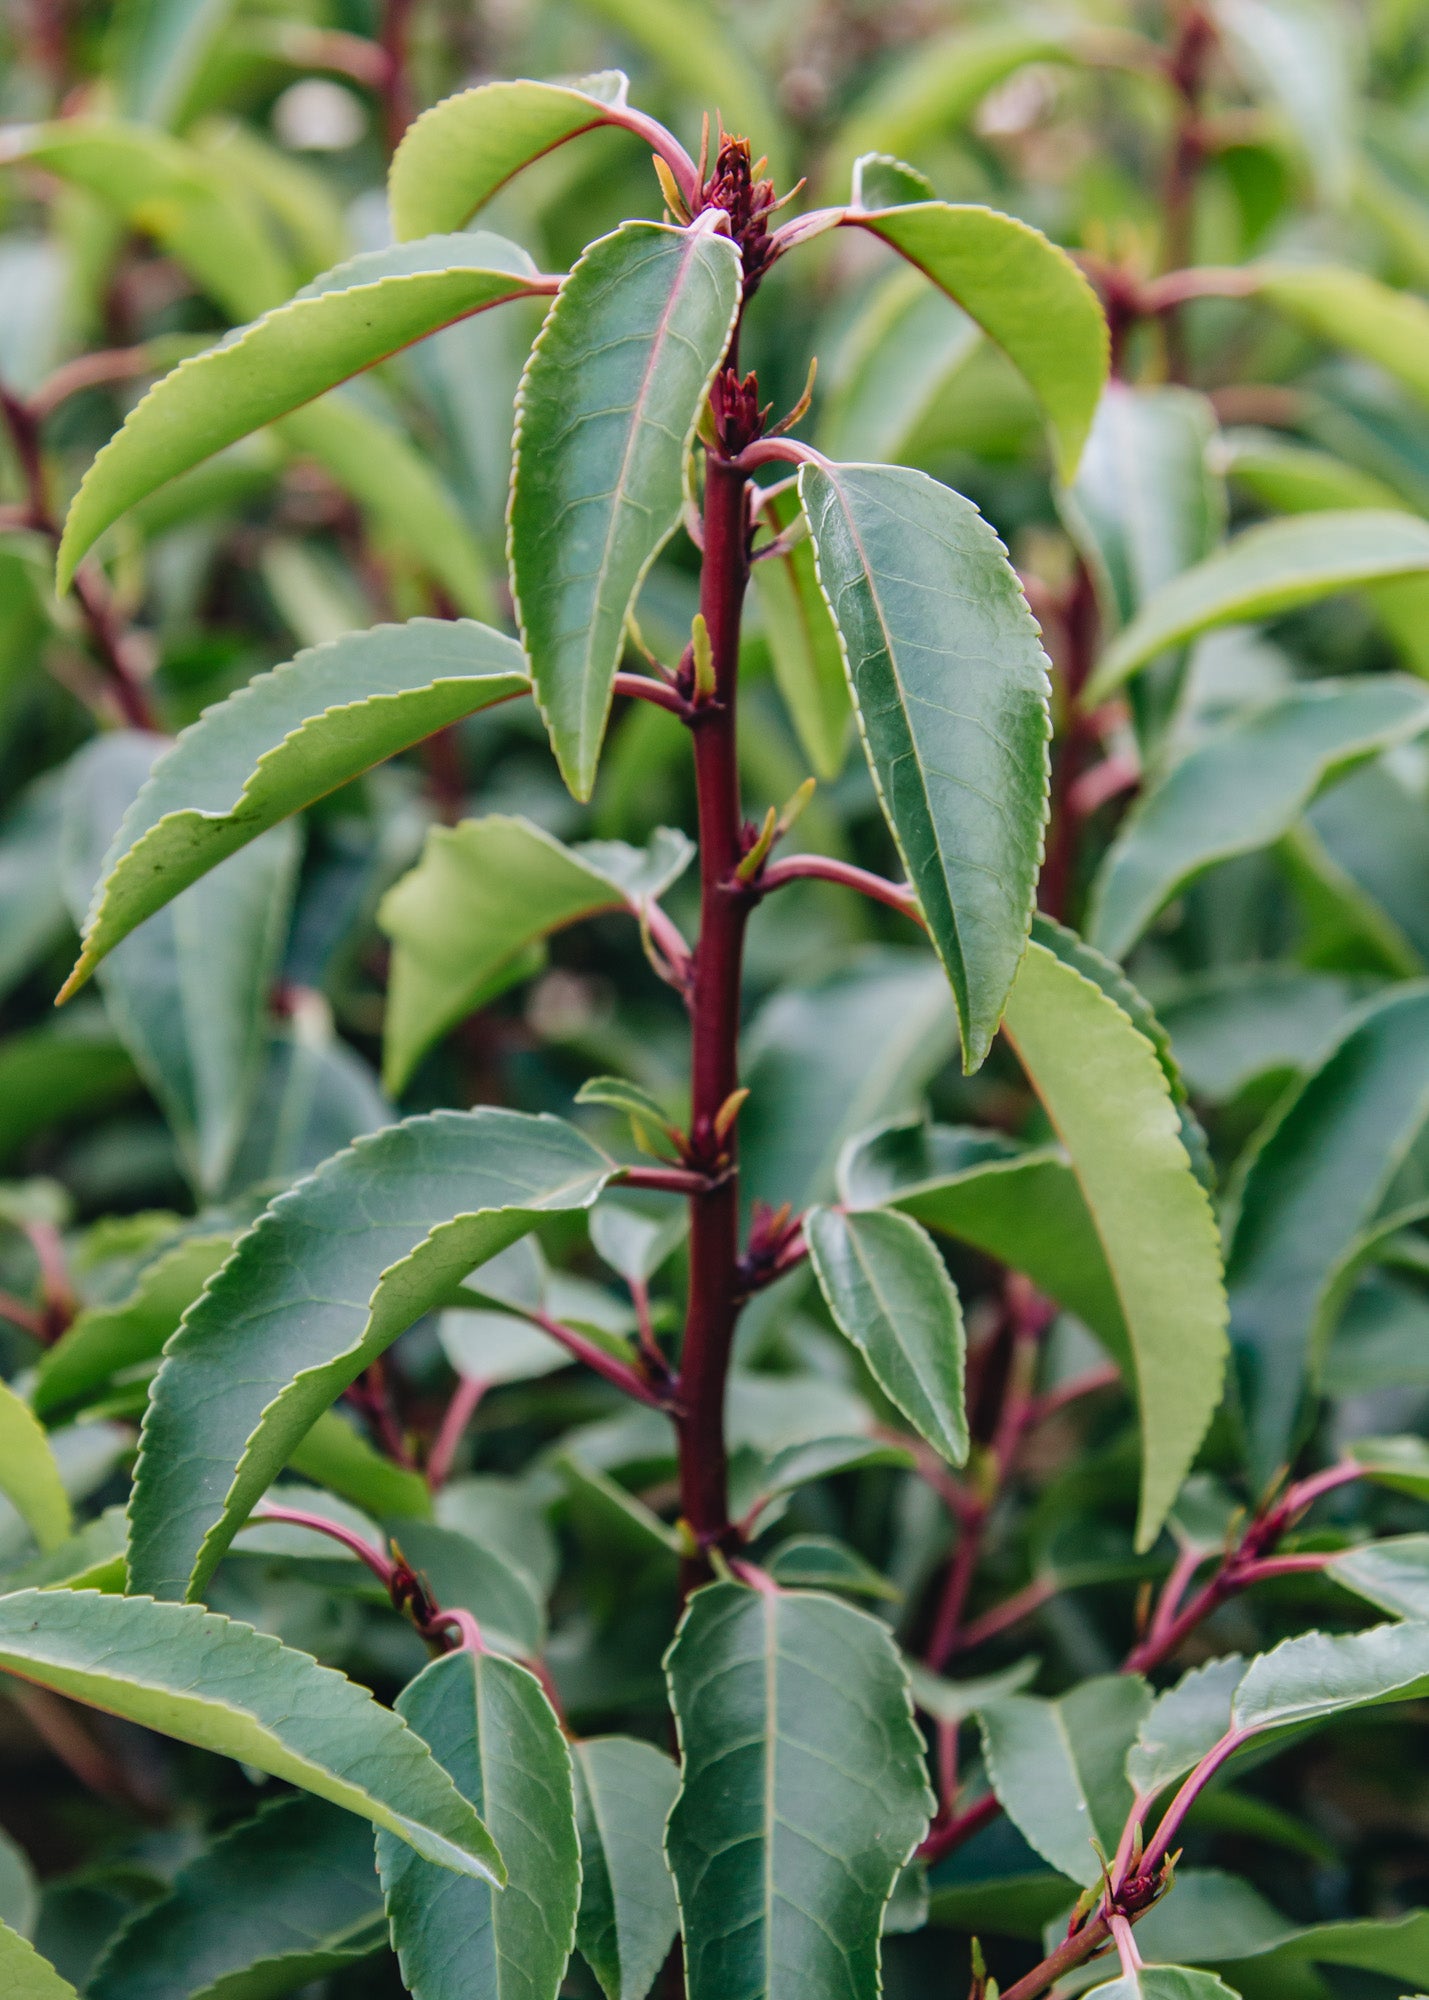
[526,1307,674,1410]
[426,1374,486,1489]
[248,1505,395,1586]
[919,1789,1002,1866]
[613,670,692,720]
[758,854,926,925]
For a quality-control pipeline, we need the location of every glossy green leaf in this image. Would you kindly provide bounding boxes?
[379,818,691,1092]
[128,1108,613,1600]
[1226,986,1429,1480]
[1002,937,1228,1546]
[0,1589,503,1880]
[0,1381,70,1554]
[0,1922,77,2000]
[63,733,299,1198]
[1233,1619,1429,1737]
[572,1736,681,2000]
[88,1796,386,2000]
[1088,511,1429,701]
[806,1206,968,1464]
[800,460,1051,1067]
[665,1581,933,2000]
[57,235,548,593]
[378,1647,579,2000]
[510,219,740,798]
[844,204,1107,480]
[978,1676,1151,1886]
[62,620,528,998]
[750,484,853,780]
[1126,1656,1247,1798]
[1213,0,1356,202]
[1088,680,1429,959]
[1326,1535,1429,1620]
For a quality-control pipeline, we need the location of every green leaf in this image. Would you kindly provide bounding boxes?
[844,203,1107,480]
[1212,0,1356,202]
[379,818,691,1092]
[108,0,241,130]
[63,734,299,1198]
[1,1508,128,1596]
[765,1536,900,1601]
[1126,1656,1247,1799]
[0,1826,36,1939]
[588,1201,686,1287]
[1225,985,1429,1481]
[0,1015,138,1169]
[750,484,853,781]
[1349,1433,1429,1501]
[665,1581,933,2000]
[288,1409,433,1521]
[0,1589,503,1880]
[1233,1619,1429,1737]
[1152,967,1370,1102]
[1121,1868,1429,1984]
[1326,1535,1429,1620]
[1255,264,1429,412]
[906,1657,1038,1726]
[1086,511,1429,701]
[510,219,738,797]
[57,234,548,593]
[0,773,70,1007]
[1001,937,1228,1547]
[799,460,1051,1068]
[1087,679,1429,960]
[378,1647,579,2000]
[87,1796,386,2000]
[0,1382,70,1554]
[439,1309,573,1388]
[817,265,981,469]
[127,1108,613,1600]
[572,1736,681,2000]
[806,1206,968,1464]
[387,1519,547,1656]
[62,620,528,997]
[1085,1969,1240,2000]
[0,1922,78,2000]
[978,1676,1151,1887]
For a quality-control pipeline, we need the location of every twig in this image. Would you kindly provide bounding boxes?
[758,854,926,926]
[426,1375,486,1489]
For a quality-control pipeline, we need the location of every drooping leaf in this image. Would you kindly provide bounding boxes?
[1001,936,1228,1547]
[0,1921,78,2000]
[127,1108,613,1600]
[1087,511,1429,700]
[87,1796,386,2000]
[842,202,1107,480]
[1326,1536,1429,1620]
[377,1647,580,2000]
[806,1205,968,1464]
[664,1581,933,2000]
[800,460,1051,1067]
[61,621,527,995]
[57,235,550,592]
[0,1381,71,1554]
[379,819,691,1091]
[1088,680,1429,959]
[572,1736,681,2000]
[749,484,853,781]
[1225,986,1429,1481]
[509,218,740,798]
[1126,1656,1247,1799]
[0,1589,503,1880]
[62,734,299,1198]
[977,1676,1151,1886]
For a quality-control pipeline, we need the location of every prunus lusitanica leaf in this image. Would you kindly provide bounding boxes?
[1001,935,1228,1548]
[1088,680,1429,960]
[0,1381,71,1553]
[664,1581,933,2000]
[1233,1619,1429,1738]
[572,1737,681,2000]
[826,28,1066,181]
[1127,1657,1247,1798]
[1085,1968,1240,2000]
[1254,265,1429,413]
[0,1920,78,2000]
[806,1205,968,1464]
[842,200,1107,480]
[749,484,853,781]
[379,817,692,1092]
[87,1795,387,2000]
[56,235,550,592]
[0,1589,503,1881]
[509,218,740,799]
[1213,0,1355,201]
[378,1647,580,2000]
[1327,1536,1429,1621]
[977,1676,1151,1886]
[1087,511,1429,700]
[1225,986,1429,1481]
[800,460,1051,1068]
[60,619,529,998]
[127,1109,613,1600]
[1124,1868,1429,1984]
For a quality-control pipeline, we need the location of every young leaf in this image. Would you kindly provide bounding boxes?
[0,1590,503,1881]
[379,818,692,1092]
[57,234,550,591]
[87,1796,387,2000]
[1001,935,1228,1548]
[750,484,854,781]
[377,1647,580,2000]
[1127,1657,1247,1799]
[0,1381,71,1554]
[572,1737,681,2000]
[1326,1535,1429,1621]
[61,619,529,998]
[977,1676,1151,1886]
[799,461,1051,1068]
[1087,680,1429,960]
[1225,986,1429,1481]
[1087,511,1429,701]
[806,1206,968,1464]
[843,202,1107,480]
[0,1920,78,2000]
[509,219,740,798]
[127,1108,613,1600]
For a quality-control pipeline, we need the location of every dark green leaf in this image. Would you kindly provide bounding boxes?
[572,1736,681,2000]
[978,1676,1151,1886]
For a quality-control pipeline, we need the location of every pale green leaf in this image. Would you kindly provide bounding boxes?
[0,1381,71,1554]
[1120,1868,1429,1985]
[1085,1968,1240,2000]
[0,1589,503,1880]
[0,1921,78,2000]
[510,219,740,798]
[749,484,853,780]
[1213,0,1357,202]
[1257,264,1429,411]
[386,1514,545,1660]
[439,1308,573,1388]
[287,1409,433,1521]
[572,1737,680,2000]
[905,1657,1038,1727]
[1126,1656,1247,1799]
[1233,1619,1429,1736]
[817,264,980,473]
[1,1508,127,1595]
[1327,1535,1429,1620]
[978,1676,1151,1887]
[109,0,240,130]
[764,1536,900,1601]
[0,1827,36,1940]
[127,1109,613,1600]
[588,1201,686,1287]
[1349,1433,1429,1501]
